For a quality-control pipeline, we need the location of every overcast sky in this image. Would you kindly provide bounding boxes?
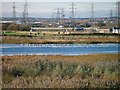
[1,0,118,2]
[1,1,118,18]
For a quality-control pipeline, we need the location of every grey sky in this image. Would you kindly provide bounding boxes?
[1,0,118,2]
[2,2,117,18]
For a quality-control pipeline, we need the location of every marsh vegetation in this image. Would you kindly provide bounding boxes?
[2,54,119,88]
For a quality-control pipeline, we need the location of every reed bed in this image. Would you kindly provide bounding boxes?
[2,54,120,88]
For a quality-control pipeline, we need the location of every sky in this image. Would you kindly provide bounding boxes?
[0,0,118,2]
[1,1,118,18]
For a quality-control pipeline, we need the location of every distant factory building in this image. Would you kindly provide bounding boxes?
[96,29,110,33]
[1,20,22,24]
[110,27,120,33]
[1,21,13,24]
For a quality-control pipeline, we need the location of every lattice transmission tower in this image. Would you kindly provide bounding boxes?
[70,2,76,28]
[22,0,29,24]
[13,2,16,22]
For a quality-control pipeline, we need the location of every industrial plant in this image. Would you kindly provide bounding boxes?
[1,0,120,34]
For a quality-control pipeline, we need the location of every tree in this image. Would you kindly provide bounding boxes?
[7,23,19,31]
[2,23,11,30]
[19,24,31,31]
[98,22,106,27]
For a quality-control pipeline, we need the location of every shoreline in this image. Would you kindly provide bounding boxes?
[2,41,120,44]
[2,35,120,44]
[1,53,120,57]
[1,53,119,62]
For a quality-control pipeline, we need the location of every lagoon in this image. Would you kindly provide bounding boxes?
[0,44,119,56]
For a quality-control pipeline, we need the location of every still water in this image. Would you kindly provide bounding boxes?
[0,44,119,56]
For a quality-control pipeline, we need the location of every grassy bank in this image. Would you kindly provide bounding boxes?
[2,35,120,44]
[2,54,120,88]
[1,31,120,44]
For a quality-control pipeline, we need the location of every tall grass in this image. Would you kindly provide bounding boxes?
[2,57,119,88]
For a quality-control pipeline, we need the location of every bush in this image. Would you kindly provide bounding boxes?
[3,23,31,31]
[2,23,11,30]
[103,61,119,79]
[11,67,24,77]
[19,24,31,31]
[98,22,106,27]
[62,63,78,77]
[36,61,45,75]
[76,63,93,78]
[93,61,106,74]
[2,73,13,84]
[53,62,63,76]
[22,66,37,77]
[7,23,19,31]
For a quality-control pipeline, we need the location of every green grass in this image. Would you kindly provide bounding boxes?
[2,32,120,44]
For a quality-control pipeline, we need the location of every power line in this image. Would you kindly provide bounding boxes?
[56,8,60,24]
[61,8,65,18]
[13,2,16,22]
[110,9,113,21]
[70,2,76,28]
[91,2,95,30]
[115,1,118,18]
[71,2,75,19]
[55,8,65,25]
[22,0,29,24]
[61,8,65,26]
[91,2,94,19]
[117,1,120,29]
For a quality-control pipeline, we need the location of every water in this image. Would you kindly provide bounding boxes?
[0,44,119,56]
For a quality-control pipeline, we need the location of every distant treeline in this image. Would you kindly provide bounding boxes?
[68,33,120,36]
[2,23,31,31]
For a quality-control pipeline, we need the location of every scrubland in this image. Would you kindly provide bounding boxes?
[2,54,120,88]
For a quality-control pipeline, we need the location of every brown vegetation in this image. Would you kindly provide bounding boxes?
[2,35,120,44]
[2,54,120,88]
[2,23,30,31]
